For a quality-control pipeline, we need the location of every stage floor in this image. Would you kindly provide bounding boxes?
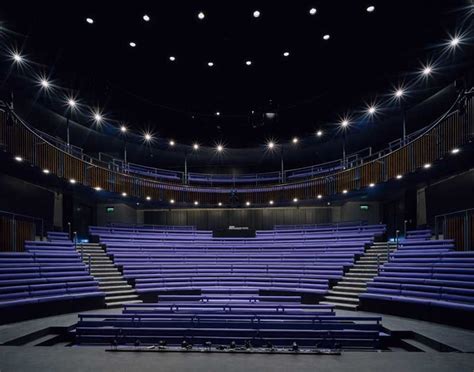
[1,308,474,372]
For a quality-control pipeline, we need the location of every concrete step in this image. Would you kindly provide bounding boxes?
[99,280,129,286]
[105,289,137,296]
[349,269,378,274]
[345,272,376,278]
[90,267,119,273]
[332,286,367,293]
[106,300,142,308]
[100,284,132,291]
[91,274,123,280]
[323,295,360,304]
[105,294,140,302]
[351,264,378,269]
[320,301,358,310]
[336,281,368,288]
[342,276,372,283]
[327,290,360,297]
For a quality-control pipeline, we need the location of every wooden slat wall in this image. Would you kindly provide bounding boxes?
[0,216,34,252]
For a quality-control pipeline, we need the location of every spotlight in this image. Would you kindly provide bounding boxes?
[93,112,103,123]
[316,130,323,137]
[422,66,432,76]
[267,141,275,149]
[40,79,50,89]
[70,179,76,184]
[451,148,460,154]
[309,8,317,15]
[194,201,199,206]
[216,144,224,152]
[67,98,77,108]
[208,61,214,67]
[120,125,127,133]
[129,42,137,48]
[143,14,150,22]
[369,183,375,188]
[169,140,175,146]
[198,11,205,20]
[94,186,102,191]
[323,34,330,41]
[394,88,405,98]
[218,202,222,206]
[144,133,152,142]
[368,106,376,115]
[193,143,199,150]
[245,60,252,66]
[169,56,176,61]
[269,200,274,205]
[396,174,403,180]
[246,201,251,206]
[122,192,127,197]
[170,199,175,204]
[450,36,460,48]
[86,18,94,24]
[43,169,50,174]
[253,10,261,18]
[146,196,151,201]
[293,198,298,203]
[342,189,348,194]
[283,51,290,57]
[423,163,431,169]
[12,52,23,63]
[14,156,23,162]
[366,5,375,12]
[341,119,349,128]
[292,137,299,144]
[215,111,220,116]
[317,194,322,199]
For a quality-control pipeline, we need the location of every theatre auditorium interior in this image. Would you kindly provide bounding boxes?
[0,2,474,372]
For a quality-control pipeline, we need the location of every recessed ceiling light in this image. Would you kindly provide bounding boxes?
[169,140,175,146]
[169,56,176,61]
[43,169,50,174]
[368,106,376,115]
[317,194,323,199]
[70,179,76,184]
[293,198,298,203]
[120,125,127,133]
[122,192,127,197]
[309,8,317,15]
[451,148,460,154]
[14,156,23,162]
[12,53,23,63]
[170,199,175,204]
[193,143,199,150]
[323,34,330,40]
[143,14,150,22]
[245,60,252,66]
[342,189,348,194]
[194,200,199,205]
[269,200,274,205]
[450,36,460,48]
[208,61,214,67]
[129,42,137,48]
[267,141,275,149]
[366,6,375,13]
[253,10,261,18]
[369,183,375,188]
[246,201,251,206]
[86,18,94,24]
[422,66,432,76]
[40,79,50,89]
[198,11,205,20]
[292,137,299,144]
[283,51,290,57]
[423,163,431,169]
[395,88,405,98]
[218,202,222,206]
[216,144,224,152]
[341,119,349,127]
[396,174,403,180]
[144,133,152,141]
[94,186,102,191]
[146,196,151,201]
[316,130,323,137]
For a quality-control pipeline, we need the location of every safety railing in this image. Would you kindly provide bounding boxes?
[0,88,472,205]
[435,208,474,251]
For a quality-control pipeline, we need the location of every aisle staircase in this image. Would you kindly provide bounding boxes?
[320,241,397,310]
[76,243,142,308]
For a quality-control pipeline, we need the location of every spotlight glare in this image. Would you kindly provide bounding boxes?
[267,141,275,149]
[218,202,222,206]
[269,200,274,205]
[67,98,77,108]
[193,143,199,150]
[198,11,205,20]
[395,88,405,98]
[170,199,175,204]
[423,163,431,169]
[12,53,23,63]
[245,60,252,66]
[86,18,94,24]
[283,51,290,57]
[451,148,460,154]
[144,133,152,141]
[342,189,348,194]
[129,42,137,48]
[368,106,376,115]
[396,174,403,180]
[208,61,214,67]
[309,8,317,15]
[293,198,298,203]
[169,56,176,61]
[341,119,349,128]
[14,156,23,162]
[94,186,102,191]
[93,113,103,123]
[323,34,330,41]
[216,144,224,152]
[215,111,220,116]
[121,192,127,197]
[43,169,50,174]
[146,196,151,201]
[143,14,150,22]
[194,201,199,206]
[70,179,76,184]
[253,10,261,18]
[120,125,127,133]
[40,79,50,89]
[169,140,175,146]
[369,183,375,188]
[292,137,299,144]
[246,201,251,206]
[316,130,323,137]
[450,36,460,48]
[366,5,375,12]
[423,66,432,76]
[317,194,323,199]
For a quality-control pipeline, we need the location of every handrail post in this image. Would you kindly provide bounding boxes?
[386,241,390,263]
[88,254,92,274]
[404,220,407,238]
[395,230,400,251]
[377,254,381,274]
[67,222,72,240]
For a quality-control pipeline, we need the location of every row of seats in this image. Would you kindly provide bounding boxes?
[0,239,105,324]
[74,294,385,350]
[360,235,474,328]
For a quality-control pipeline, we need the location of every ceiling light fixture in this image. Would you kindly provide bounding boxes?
[323,34,330,41]
[143,14,150,22]
[366,6,375,13]
[309,8,317,15]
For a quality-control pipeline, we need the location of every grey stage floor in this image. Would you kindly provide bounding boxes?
[1,308,474,372]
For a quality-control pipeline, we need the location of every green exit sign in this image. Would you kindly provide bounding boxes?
[106,207,114,213]
[360,205,369,210]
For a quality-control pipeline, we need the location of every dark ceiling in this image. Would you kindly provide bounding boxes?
[0,0,473,149]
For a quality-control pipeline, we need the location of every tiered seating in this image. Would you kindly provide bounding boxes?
[90,224,386,300]
[47,231,71,242]
[75,296,384,350]
[360,238,474,328]
[0,240,105,323]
